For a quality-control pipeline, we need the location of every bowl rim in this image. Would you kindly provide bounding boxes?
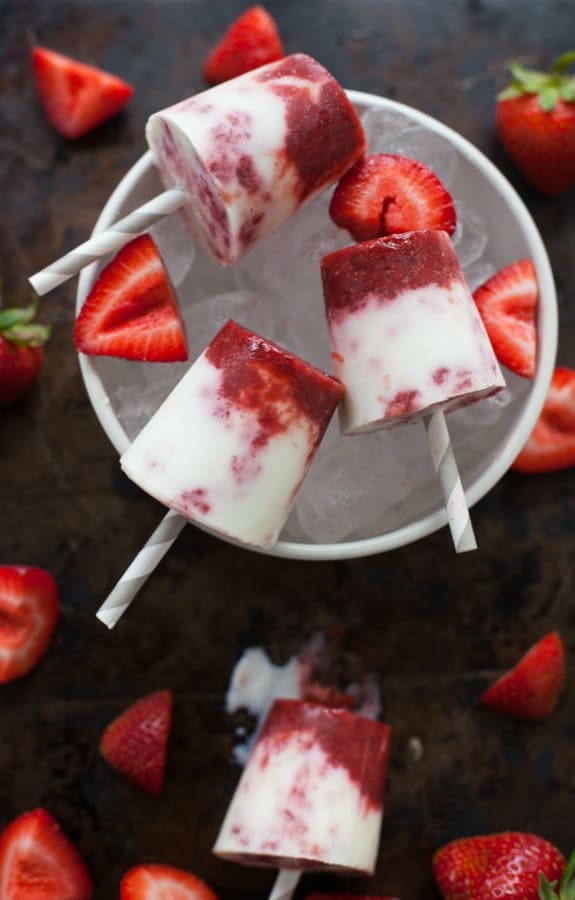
[77,89,558,561]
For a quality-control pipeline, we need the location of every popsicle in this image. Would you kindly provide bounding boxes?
[213,699,391,883]
[95,322,343,628]
[30,53,366,295]
[321,229,506,550]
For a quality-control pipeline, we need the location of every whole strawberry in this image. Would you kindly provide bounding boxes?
[496,51,575,195]
[0,300,49,406]
[433,832,566,899]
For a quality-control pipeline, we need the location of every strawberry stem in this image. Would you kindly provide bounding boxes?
[539,850,575,900]
[0,293,50,347]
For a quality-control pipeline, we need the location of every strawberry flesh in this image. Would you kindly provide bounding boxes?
[479,631,565,720]
[473,259,538,378]
[99,689,173,795]
[74,234,188,362]
[433,832,565,900]
[204,6,284,85]
[0,565,59,683]
[329,153,457,242]
[0,808,93,899]
[32,46,133,140]
[121,863,219,899]
[513,367,575,473]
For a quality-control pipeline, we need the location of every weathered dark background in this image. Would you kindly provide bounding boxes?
[1,0,574,897]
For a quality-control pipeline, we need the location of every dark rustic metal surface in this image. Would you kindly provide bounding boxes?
[1,1,574,897]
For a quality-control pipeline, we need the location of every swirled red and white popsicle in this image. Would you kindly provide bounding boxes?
[120,320,343,550]
[213,699,391,893]
[321,229,506,551]
[30,54,366,294]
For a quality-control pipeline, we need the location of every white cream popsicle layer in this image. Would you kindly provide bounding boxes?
[146,53,366,265]
[321,230,506,434]
[120,321,343,550]
[213,699,391,874]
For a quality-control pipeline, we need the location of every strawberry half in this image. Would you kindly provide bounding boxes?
[513,368,575,473]
[329,153,457,242]
[0,808,93,899]
[0,565,59,684]
[32,46,133,140]
[74,234,188,362]
[99,689,173,795]
[0,299,50,407]
[121,863,219,899]
[496,51,575,196]
[203,6,284,85]
[433,832,565,900]
[473,259,538,378]
[479,631,565,720]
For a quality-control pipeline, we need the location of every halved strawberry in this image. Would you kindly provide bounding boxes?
[121,863,219,899]
[0,808,93,899]
[329,153,457,242]
[32,46,133,140]
[473,259,538,378]
[479,632,565,720]
[74,234,188,362]
[513,368,575,473]
[0,565,59,683]
[99,689,173,795]
[203,6,284,85]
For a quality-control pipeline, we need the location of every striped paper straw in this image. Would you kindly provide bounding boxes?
[268,870,301,900]
[29,187,186,296]
[96,509,187,629]
[424,410,477,553]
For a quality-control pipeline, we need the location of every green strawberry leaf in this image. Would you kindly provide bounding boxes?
[551,50,575,74]
[557,849,575,900]
[539,85,560,112]
[559,80,575,102]
[3,322,50,347]
[509,63,550,94]
[0,303,37,332]
[539,872,559,899]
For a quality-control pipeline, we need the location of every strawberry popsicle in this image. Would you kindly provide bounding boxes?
[146,53,366,265]
[213,699,391,874]
[120,321,343,550]
[321,230,505,434]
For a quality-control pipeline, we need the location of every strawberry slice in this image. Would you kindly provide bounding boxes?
[479,632,565,720]
[32,46,133,140]
[74,234,188,362]
[473,259,538,378]
[513,368,575,473]
[329,153,457,242]
[203,6,284,85]
[99,689,173,795]
[121,863,219,899]
[0,808,93,899]
[0,565,59,683]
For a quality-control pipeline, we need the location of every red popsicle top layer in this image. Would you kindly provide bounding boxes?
[256,699,391,810]
[256,53,367,202]
[321,230,464,323]
[205,320,344,453]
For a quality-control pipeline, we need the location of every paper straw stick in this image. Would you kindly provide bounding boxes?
[424,410,477,553]
[29,188,186,296]
[268,869,301,900]
[96,509,187,629]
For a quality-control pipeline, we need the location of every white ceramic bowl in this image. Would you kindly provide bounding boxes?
[76,91,557,561]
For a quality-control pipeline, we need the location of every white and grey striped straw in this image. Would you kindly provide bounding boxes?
[424,410,477,553]
[96,508,187,629]
[268,870,301,900]
[29,187,186,297]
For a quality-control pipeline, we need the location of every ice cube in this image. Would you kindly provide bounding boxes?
[361,106,414,153]
[151,214,195,287]
[453,202,488,269]
[464,260,496,292]
[390,125,458,186]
